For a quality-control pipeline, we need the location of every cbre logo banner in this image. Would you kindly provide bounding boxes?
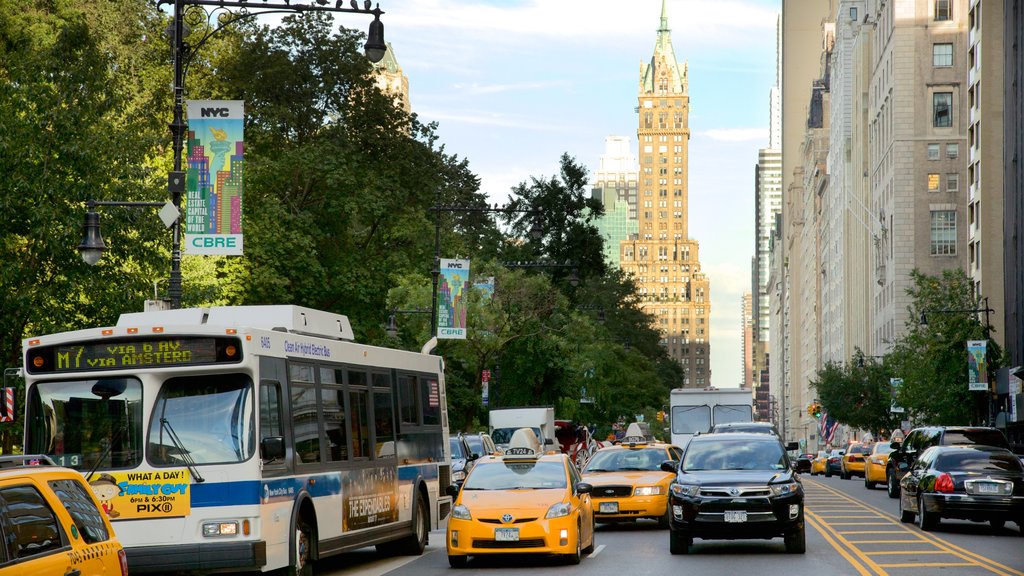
[185,99,245,256]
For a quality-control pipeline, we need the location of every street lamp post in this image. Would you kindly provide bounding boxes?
[80,0,386,309]
[428,202,543,338]
[385,308,431,338]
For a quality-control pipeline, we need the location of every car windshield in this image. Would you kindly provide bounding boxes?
[682,438,787,471]
[26,378,144,471]
[462,460,567,490]
[936,450,1024,473]
[584,448,667,472]
[872,442,895,455]
[450,438,466,459]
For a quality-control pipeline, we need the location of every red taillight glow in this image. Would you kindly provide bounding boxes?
[935,472,954,493]
[118,548,129,576]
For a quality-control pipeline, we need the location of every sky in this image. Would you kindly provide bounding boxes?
[362,0,780,388]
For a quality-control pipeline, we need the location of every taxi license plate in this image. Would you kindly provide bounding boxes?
[495,528,519,542]
[600,502,619,513]
[977,482,999,494]
[724,511,747,523]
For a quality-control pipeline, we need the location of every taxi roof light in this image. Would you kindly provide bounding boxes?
[502,428,542,459]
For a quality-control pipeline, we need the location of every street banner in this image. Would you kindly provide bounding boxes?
[474,277,495,301]
[967,340,989,391]
[437,259,470,339]
[889,378,904,413]
[481,370,490,406]
[0,387,13,422]
[185,100,245,255]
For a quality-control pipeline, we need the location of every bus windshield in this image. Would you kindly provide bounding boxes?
[149,374,255,465]
[26,378,145,471]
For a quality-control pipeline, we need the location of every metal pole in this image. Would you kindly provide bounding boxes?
[168,0,186,309]
[430,189,441,338]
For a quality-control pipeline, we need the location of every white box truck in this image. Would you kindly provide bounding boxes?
[669,387,754,448]
[489,406,556,451]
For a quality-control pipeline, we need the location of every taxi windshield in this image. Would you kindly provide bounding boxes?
[584,448,667,472]
[462,460,567,490]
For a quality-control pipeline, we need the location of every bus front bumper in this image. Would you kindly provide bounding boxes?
[125,540,266,573]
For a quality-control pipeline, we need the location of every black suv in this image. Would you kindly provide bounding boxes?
[662,433,805,554]
[885,426,1010,498]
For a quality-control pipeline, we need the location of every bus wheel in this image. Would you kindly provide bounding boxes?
[398,492,428,555]
[287,517,313,576]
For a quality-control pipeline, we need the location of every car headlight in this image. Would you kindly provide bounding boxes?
[669,483,699,498]
[452,504,472,520]
[452,470,466,481]
[545,501,572,519]
[634,486,663,496]
[769,482,801,497]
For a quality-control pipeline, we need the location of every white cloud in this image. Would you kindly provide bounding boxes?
[701,128,770,142]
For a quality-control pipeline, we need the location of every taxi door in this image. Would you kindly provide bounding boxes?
[568,459,594,545]
[45,477,126,576]
[0,482,74,576]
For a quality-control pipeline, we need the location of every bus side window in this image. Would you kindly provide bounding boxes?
[320,368,348,462]
[373,374,395,459]
[398,375,418,427]
[421,378,440,426]
[349,388,369,460]
[290,363,321,464]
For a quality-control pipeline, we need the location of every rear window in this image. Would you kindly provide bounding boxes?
[942,429,1009,448]
[47,479,109,543]
[872,442,894,455]
[849,445,866,454]
[936,450,1024,473]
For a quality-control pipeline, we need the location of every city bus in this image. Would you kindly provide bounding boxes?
[18,305,452,574]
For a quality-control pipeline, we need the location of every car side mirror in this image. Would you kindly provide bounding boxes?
[575,481,593,495]
[786,441,799,451]
[889,440,901,450]
[445,484,461,498]
[660,460,679,473]
[260,436,285,461]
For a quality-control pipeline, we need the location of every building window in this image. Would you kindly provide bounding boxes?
[930,210,957,255]
[935,0,951,20]
[927,173,940,192]
[933,43,953,66]
[946,143,959,158]
[946,173,959,191]
[850,6,858,20]
[933,92,952,127]
[928,143,941,160]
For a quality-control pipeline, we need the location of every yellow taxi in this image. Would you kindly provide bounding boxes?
[446,428,595,568]
[0,456,128,576]
[809,450,828,476]
[580,424,681,528]
[862,440,894,489]
[840,442,868,479]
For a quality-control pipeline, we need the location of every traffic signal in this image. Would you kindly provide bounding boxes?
[656,410,665,422]
[808,402,822,419]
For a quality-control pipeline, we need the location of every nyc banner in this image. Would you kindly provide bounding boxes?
[967,340,989,391]
[437,259,470,339]
[185,100,245,255]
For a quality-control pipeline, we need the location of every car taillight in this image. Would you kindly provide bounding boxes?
[935,472,954,493]
[118,548,129,576]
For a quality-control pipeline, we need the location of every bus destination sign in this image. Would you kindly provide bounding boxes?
[27,336,242,374]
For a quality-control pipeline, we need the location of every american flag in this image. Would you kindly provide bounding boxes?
[819,411,839,444]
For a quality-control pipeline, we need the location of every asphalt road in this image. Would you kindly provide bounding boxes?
[314,474,1024,576]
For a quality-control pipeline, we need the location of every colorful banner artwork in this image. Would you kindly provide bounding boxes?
[473,277,495,301]
[889,378,904,413]
[88,469,191,520]
[185,100,245,255]
[437,259,470,339]
[967,340,989,391]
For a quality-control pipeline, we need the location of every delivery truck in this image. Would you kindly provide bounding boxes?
[489,406,556,451]
[669,387,754,448]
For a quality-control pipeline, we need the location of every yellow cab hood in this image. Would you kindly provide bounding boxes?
[459,489,566,516]
[583,471,673,486]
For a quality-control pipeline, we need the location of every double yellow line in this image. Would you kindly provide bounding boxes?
[803,478,1023,575]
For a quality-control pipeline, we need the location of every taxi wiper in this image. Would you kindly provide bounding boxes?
[620,467,647,471]
[586,468,610,472]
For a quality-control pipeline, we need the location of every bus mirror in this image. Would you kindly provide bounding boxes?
[261,436,285,461]
[91,378,127,400]
[445,484,461,498]
[786,441,799,452]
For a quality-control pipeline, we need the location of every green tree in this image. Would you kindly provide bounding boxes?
[888,269,1001,425]
[810,353,901,438]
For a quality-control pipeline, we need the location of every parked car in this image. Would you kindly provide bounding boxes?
[810,451,828,476]
[450,434,479,484]
[461,432,498,458]
[886,426,1010,498]
[841,443,868,479]
[863,441,895,489]
[898,445,1024,531]
[825,448,846,477]
[663,433,805,554]
[0,456,128,576]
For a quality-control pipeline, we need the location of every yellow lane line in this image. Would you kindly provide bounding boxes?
[838,531,908,535]
[803,512,877,576]
[804,479,1024,576]
[878,563,978,568]
[865,550,951,556]
[843,539,929,544]
[805,509,890,575]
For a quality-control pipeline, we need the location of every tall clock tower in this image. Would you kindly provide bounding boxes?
[621,0,712,387]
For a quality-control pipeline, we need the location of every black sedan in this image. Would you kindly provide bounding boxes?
[663,433,805,554]
[898,445,1024,532]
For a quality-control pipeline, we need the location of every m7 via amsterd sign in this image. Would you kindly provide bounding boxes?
[185,100,244,255]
